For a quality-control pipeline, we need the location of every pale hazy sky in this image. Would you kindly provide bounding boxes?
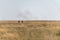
[0,0,60,20]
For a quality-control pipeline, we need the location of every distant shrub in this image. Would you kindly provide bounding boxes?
[56,31,60,36]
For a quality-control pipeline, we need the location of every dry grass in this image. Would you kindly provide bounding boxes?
[0,21,60,40]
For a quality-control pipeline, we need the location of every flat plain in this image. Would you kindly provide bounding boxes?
[0,21,60,40]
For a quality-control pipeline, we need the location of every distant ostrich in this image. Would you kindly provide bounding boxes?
[18,20,20,23]
[21,20,23,23]
[18,20,23,23]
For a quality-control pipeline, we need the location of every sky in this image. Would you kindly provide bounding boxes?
[0,0,60,20]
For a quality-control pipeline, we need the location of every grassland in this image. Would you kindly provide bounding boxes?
[0,21,60,40]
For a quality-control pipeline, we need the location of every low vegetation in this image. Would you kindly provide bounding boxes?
[0,21,60,40]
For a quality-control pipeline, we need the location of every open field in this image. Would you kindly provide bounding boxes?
[0,21,60,40]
